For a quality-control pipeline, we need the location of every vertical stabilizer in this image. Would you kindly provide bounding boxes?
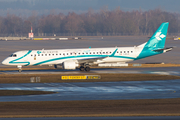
[144,22,169,49]
[136,22,169,60]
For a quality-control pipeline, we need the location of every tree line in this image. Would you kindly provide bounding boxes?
[0,8,179,36]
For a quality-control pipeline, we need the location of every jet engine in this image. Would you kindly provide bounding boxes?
[62,61,78,69]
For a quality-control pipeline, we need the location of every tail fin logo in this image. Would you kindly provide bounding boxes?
[155,32,166,41]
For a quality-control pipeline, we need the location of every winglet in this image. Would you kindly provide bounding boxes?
[109,48,118,57]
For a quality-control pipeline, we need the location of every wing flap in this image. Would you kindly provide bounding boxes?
[77,57,106,64]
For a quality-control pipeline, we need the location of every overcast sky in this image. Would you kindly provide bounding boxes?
[0,0,179,16]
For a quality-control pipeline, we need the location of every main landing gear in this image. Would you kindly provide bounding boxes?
[79,64,91,72]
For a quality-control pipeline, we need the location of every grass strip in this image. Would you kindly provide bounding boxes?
[0,98,180,117]
[0,73,180,83]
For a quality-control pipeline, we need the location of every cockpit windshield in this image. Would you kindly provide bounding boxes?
[10,54,17,57]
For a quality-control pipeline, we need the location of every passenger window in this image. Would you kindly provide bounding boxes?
[127,51,129,53]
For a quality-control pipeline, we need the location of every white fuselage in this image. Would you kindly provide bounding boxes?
[2,46,143,66]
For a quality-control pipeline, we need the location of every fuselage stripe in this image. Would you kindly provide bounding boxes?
[9,50,32,66]
[33,55,136,66]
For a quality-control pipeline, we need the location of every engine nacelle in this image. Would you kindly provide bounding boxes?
[62,61,78,70]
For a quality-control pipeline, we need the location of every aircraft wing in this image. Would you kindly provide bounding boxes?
[76,48,118,65]
[77,57,106,65]
[54,48,118,67]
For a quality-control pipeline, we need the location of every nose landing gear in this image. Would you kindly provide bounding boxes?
[17,65,22,73]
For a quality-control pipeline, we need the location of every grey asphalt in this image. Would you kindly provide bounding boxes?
[1,67,180,76]
[0,79,179,102]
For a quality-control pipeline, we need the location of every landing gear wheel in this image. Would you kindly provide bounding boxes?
[18,69,22,73]
[85,66,90,72]
[17,65,22,73]
[79,66,85,71]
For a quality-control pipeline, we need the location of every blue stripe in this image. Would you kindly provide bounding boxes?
[33,54,135,66]
[33,55,107,65]
[9,50,32,66]
[109,48,118,57]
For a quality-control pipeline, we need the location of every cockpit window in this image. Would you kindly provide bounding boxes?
[10,54,17,57]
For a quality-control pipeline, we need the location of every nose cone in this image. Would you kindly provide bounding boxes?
[2,59,8,65]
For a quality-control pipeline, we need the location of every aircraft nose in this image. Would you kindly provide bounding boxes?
[2,59,8,65]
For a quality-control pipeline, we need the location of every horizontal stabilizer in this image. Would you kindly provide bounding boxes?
[153,47,174,52]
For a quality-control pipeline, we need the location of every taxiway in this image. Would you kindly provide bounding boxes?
[0,79,179,102]
[1,67,180,76]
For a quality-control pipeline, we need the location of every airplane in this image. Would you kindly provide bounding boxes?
[2,22,173,72]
